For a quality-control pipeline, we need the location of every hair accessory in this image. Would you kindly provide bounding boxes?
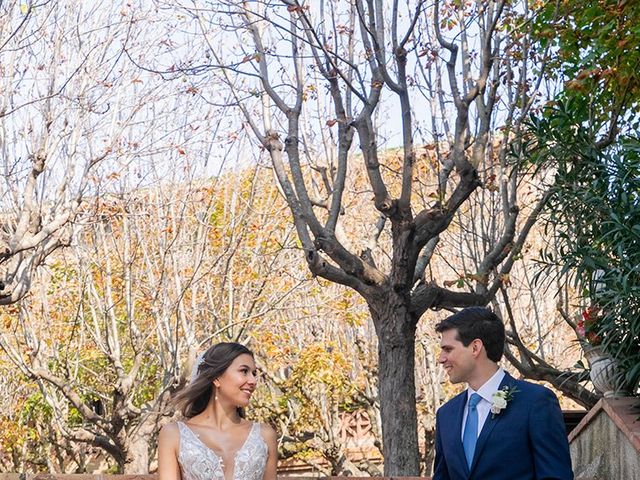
[190,351,206,383]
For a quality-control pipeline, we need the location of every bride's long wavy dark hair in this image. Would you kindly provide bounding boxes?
[173,342,254,418]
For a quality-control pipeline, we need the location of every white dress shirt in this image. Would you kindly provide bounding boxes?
[461,367,506,440]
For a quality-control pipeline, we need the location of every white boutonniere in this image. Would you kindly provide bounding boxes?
[491,386,518,418]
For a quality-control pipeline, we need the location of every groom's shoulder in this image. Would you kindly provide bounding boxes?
[509,376,559,401]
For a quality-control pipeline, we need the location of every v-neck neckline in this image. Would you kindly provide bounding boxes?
[180,421,256,465]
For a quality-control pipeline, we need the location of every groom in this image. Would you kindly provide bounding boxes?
[432,307,573,480]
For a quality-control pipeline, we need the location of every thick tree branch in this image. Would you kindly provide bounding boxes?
[414,166,481,248]
[410,282,487,318]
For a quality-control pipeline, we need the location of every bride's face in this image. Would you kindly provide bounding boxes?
[215,354,258,407]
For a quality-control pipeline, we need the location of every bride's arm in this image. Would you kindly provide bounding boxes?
[158,423,182,480]
[261,424,279,480]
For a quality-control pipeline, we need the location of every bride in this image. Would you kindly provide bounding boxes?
[158,342,277,480]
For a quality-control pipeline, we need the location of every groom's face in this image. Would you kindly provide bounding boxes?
[438,328,477,384]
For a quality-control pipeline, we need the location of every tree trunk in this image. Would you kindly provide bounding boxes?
[122,435,150,474]
[370,295,420,475]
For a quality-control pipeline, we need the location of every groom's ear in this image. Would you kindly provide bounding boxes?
[470,338,484,357]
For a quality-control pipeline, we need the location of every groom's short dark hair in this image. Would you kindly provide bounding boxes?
[435,306,505,362]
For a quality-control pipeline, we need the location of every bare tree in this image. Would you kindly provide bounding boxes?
[0,161,315,472]
[0,1,145,304]
[251,288,383,475]
[150,0,580,473]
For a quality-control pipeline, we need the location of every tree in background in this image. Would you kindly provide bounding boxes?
[0,1,145,304]
[252,287,382,475]
[0,0,241,471]
[0,165,307,472]
[157,1,580,473]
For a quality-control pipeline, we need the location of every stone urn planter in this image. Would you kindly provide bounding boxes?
[583,345,627,398]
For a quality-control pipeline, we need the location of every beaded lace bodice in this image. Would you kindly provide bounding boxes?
[177,421,268,480]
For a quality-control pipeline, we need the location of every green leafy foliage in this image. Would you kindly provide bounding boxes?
[534,0,640,131]
[527,0,640,396]
[528,99,640,394]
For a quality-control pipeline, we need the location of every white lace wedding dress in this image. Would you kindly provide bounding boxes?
[177,421,268,480]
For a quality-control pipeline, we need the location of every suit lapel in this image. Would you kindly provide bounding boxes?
[469,373,517,472]
[451,392,471,476]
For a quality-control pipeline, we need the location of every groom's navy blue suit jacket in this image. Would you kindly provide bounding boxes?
[433,373,573,480]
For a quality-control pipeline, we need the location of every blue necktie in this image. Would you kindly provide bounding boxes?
[462,393,482,468]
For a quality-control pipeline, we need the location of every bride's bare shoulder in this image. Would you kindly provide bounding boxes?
[258,423,277,443]
[159,421,181,446]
